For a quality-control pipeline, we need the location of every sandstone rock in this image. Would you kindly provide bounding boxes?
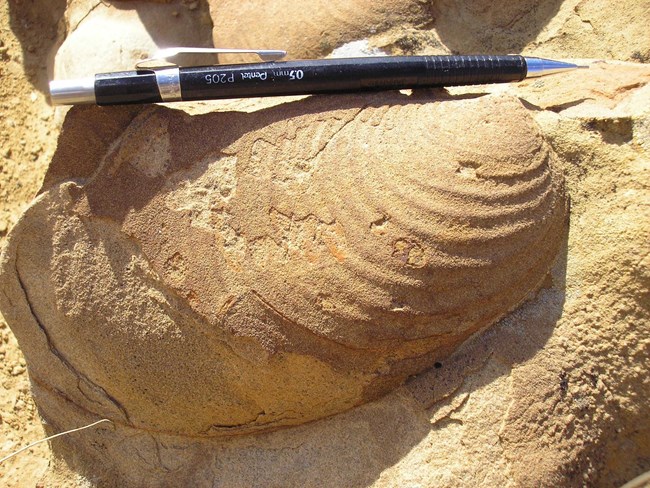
[209,0,650,61]
[18,62,647,488]
[209,0,433,60]
[513,61,650,114]
[400,61,650,488]
[429,0,650,61]
[2,0,649,486]
[525,0,650,62]
[0,92,567,445]
[54,0,213,79]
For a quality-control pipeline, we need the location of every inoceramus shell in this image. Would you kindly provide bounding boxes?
[0,93,567,436]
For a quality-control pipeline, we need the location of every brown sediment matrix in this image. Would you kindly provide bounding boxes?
[0,92,567,437]
[210,0,434,61]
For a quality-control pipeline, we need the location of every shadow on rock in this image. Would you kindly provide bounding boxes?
[408,231,569,410]
[7,0,67,93]
[431,0,565,54]
[8,0,214,95]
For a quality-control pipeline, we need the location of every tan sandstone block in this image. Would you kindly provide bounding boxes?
[0,92,567,444]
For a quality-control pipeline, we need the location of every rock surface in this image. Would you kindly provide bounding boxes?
[210,0,433,61]
[0,0,648,487]
[0,92,567,441]
[54,0,213,79]
[210,0,650,61]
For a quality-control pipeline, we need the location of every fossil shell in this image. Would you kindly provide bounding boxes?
[0,93,567,436]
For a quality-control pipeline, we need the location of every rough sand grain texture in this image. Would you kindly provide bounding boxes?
[210,0,650,60]
[0,0,649,487]
[54,0,214,78]
[0,1,66,486]
[0,93,568,446]
[210,0,434,61]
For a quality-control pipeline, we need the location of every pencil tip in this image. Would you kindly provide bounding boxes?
[524,57,587,78]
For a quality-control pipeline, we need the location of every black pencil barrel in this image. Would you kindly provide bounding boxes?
[178,55,526,102]
[93,55,526,105]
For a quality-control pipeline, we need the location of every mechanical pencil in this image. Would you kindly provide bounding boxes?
[49,47,587,106]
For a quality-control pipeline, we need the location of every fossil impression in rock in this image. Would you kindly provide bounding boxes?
[0,93,567,437]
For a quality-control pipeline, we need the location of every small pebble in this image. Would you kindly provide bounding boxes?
[10,365,25,376]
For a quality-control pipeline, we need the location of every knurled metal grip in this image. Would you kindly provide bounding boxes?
[421,55,526,85]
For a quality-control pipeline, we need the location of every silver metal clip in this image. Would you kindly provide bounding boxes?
[135,47,287,69]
